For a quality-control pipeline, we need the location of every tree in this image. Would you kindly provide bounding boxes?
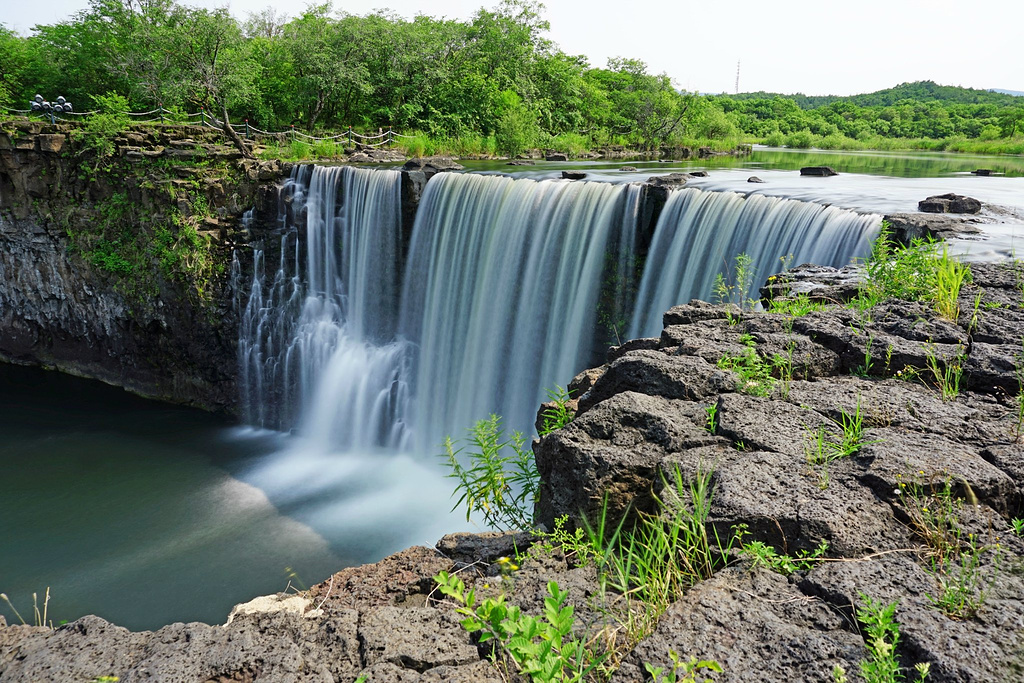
[170,7,257,156]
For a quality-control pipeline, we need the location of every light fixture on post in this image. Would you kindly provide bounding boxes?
[30,94,74,124]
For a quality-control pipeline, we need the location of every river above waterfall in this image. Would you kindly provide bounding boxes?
[2,148,1022,630]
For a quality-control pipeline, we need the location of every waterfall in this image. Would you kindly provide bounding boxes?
[629,188,880,338]
[400,173,642,445]
[237,168,879,451]
[237,165,411,450]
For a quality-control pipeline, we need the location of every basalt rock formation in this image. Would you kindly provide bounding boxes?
[0,119,285,410]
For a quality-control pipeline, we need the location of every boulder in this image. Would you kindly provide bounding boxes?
[971,168,992,176]
[747,175,765,183]
[688,170,709,177]
[561,171,587,180]
[883,212,982,243]
[35,134,65,154]
[402,156,464,174]
[799,166,838,176]
[545,152,568,161]
[506,160,534,166]
[918,192,982,214]
[645,172,690,187]
[618,166,638,171]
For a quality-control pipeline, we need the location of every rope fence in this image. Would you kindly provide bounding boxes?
[5,105,409,147]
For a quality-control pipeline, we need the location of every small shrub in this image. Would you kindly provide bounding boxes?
[855,594,930,683]
[539,385,575,436]
[435,572,606,682]
[717,334,776,397]
[713,252,757,311]
[442,415,538,532]
[735,524,829,575]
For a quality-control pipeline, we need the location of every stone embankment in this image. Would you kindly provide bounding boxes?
[3,258,1023,681]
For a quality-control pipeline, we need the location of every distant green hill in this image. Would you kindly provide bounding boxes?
[731,81,1020,109]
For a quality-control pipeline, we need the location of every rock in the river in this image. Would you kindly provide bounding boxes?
[884,212,983,242]
[402,156,464,174]
[747,175,765,183]
[645,172,690,187]
[918,192,982,214]
[800,166,838,176]
[561,171,587,180]
[545,152,568,161]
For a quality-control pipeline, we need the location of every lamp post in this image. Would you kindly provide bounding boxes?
[30,95,73,124]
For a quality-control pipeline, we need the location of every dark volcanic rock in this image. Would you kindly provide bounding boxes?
[617,568,865,683]
[618,165,637,171]
[747,175,765,183]
[534,390,730,528]
[884,212,982,242]
[801,555,1024,682]
[918,192,982,214]
[759,263,865,305]
[800,166,838,176]
[545,152,568,161]
[645,172,690,187]
[561,170,587,180]
[402,156,464,175]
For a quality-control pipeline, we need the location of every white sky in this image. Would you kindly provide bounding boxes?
[4,0,1022,96]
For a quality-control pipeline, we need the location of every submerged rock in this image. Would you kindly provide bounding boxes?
[561,170,587,180]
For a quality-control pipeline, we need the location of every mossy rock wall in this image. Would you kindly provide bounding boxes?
[0,118,286,411]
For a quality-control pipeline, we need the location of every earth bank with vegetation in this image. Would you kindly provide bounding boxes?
[2,225,1023,682]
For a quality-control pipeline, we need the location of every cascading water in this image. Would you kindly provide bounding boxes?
[237,165,411,451]
[400,173,642,445]
[629,188,880,338]
[238,169,878,452]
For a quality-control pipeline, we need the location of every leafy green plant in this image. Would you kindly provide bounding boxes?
[436,572,606,682]
[532,514,603,568]
[717,334,776,396]
[894,474,963,564]
[644,651,722,683]
[442,415,538,531]
[855,223,971,320]
[735,524,829,575]
[852,335,875,377]
[1011,518,1024,536]
[540,385,575,436]
[766,293,829,316]
[855,594,930,683]
[927,534,997,619]
[713,252,757,311]
[806,398,875,466]
[704,402,718,434]
[923,344,965,401]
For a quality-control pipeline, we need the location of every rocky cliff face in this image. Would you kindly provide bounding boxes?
[0,119,285,411]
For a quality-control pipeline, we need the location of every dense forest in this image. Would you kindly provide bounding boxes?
[1,0,1022,155]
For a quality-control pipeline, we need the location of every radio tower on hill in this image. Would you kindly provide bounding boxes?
[735,60,741,94]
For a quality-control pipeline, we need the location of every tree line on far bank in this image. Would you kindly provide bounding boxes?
[1,0,1021,157]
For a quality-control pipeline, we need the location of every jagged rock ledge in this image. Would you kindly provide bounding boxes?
[4,260,1024,681]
